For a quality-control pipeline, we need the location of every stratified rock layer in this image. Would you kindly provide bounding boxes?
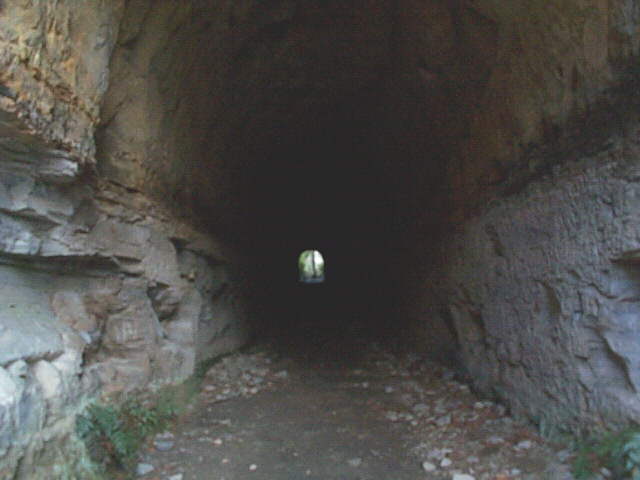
[0,3,249,477]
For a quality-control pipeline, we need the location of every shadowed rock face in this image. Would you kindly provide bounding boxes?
[1,0,640,477]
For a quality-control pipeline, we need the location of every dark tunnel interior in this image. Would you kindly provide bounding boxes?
[222,86,450,357]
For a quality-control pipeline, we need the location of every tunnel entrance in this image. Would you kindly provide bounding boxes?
[5,2,640,477]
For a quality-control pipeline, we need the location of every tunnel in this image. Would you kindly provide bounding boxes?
[2,1,640,477]
[237,90,413,346]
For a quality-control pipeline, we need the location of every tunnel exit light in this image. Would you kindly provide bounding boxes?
[298,250,325,283]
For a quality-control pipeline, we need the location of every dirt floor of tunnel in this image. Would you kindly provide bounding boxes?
[135,337,574,480]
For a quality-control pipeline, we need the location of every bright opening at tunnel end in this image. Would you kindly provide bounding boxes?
[298,249,325,283]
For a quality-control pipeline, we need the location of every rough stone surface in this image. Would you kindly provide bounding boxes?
[0,1,126,162]
[1,0,640,478]
[0,8,250,474]
[417,123,640,431]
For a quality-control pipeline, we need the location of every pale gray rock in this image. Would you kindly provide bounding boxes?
[0,298,65,366]
[32,361,62,399]
[7,360,28,379]
[136,462,154,476]
[36,156,79,185]
[0,368,17,405]
[422,461,436,472]
[452,474,475,480]
[0,213,40,254]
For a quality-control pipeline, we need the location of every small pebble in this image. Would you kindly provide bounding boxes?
[452,474,475,480]
[436,414,452,427]
[154,432,175,451]
[422,461,436,472]
[440,457,452,468]
[348,457,362,467]
[168,474,183,480]
[136,463,154,476]
[386,411,399,421]
[153,440,173,452]
[249,464,258,471]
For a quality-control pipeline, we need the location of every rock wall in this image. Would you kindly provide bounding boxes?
[97,0,393,229]
[392,0,640,434]
[409,91,640,433]
[0,3,249,478]
[394,0,640,220]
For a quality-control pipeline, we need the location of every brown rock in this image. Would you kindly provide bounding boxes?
[50,291,97,333]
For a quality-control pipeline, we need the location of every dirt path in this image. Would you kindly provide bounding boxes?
[136,337,574,480]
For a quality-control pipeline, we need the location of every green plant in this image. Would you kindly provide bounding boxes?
[76,403,139,470]
[573,429,640,479]
[76,395,178,475]
[76,356,220,476]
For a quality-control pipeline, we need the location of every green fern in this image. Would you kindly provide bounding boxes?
[573,429,640,479]
[76,357,215,476]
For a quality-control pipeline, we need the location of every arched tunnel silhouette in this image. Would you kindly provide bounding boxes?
[222,88,444,358]
[6,3,640,477]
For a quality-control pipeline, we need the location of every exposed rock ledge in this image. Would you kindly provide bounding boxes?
[0,109,249,478]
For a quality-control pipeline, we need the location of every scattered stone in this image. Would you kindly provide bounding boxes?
[422,461,437,472]
[348,457,362,467]
[435,414,452,427]
[168,474,183,480]
[428,448,453,460]
[154,431,175,451]
[515,440,532,450]
[136,463,154,476]
[440,457,452,467]
[452,474,475,480]
[249,464,258,471]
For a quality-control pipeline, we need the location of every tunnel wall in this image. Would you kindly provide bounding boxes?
[395,0,640,433]
[419,123,640,433]
[0,3,249,478]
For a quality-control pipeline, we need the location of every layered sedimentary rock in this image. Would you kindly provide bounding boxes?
[0,3,249,478]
